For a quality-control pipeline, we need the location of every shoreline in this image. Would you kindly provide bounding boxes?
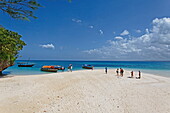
[7,60,170,77]
[0,69,170,113]
[3,68,170,78]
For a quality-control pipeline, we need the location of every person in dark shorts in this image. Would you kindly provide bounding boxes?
[105,67,108,74]
[116,69,119,76]
[131,71,134,78]
[136,71,141,79]
[138,71,141,79]
[120,68,124,77]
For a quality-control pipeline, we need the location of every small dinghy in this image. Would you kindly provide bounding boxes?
[18,58,34,67]
[82,64,94,69]
[18,62,35,67]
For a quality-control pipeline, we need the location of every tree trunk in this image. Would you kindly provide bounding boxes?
[0,60,13,75]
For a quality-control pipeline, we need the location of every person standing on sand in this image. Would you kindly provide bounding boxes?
[68,64,73,72]
[136,71,141,79]
[62,67,65,72]
[67,65,70,72]
[120,68,124,77]
[131,71,134,78]
[120,68,122,76]
[105,67,107,74]
[122,68,124,76]
[138,71,141,79]
[70,64,73,72]
[116,69,119,76]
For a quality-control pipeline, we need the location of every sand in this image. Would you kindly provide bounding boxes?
[0,69,170,113]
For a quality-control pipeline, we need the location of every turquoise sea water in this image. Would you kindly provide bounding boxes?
[3,60,170,77]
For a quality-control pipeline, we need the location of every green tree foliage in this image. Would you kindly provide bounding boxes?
[0,0,42,20]
[0,27,26,74]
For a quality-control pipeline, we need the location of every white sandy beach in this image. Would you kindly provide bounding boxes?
[0,69,170,113]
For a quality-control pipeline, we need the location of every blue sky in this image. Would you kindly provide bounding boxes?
[1,0,170,60]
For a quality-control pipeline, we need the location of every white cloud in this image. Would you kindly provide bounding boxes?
[136,29,141,33]
[120,30,129,36]
[99,30,104,35]
[72,18,82,23]
[76,19,82,23]
[145,28,149,34]
[40,44,55,49]
[83,49,102,54]
[72,19,76,22]
[114,36,123,40]
[83,17,170,60]
[89,25,94,29]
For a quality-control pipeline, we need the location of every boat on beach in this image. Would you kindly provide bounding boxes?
[41,66,58,72]
[82,64,94,69]
[41,65,65,72]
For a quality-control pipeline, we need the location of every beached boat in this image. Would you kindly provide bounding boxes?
[18,62,35,67]
[82,64,94,69]
[41,66,58,72]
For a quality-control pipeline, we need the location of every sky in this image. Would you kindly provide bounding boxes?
[1,0,170,61]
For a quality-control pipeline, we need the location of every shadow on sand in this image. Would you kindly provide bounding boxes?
[127,76,133,78]
[0,71,14,79]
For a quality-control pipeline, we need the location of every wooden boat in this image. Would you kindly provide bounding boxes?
[18,62,35,67]
[18,58,34,67]
[82,64,94,69]
[41,66,58,72]
[41,68,58,72]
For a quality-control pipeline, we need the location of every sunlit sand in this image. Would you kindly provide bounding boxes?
[0,69,170,113]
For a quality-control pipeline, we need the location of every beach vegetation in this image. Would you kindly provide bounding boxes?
[0,27,26,75]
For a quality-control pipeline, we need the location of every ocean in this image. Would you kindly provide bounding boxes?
[3,60,170,77]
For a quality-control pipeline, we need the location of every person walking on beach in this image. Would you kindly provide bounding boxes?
[105,67,108,74]
[92,66,94,70]
[136,71,141,79]
[68,64,73,72]
[116,69,119,76]
[131,71,134,78]
[120,68,124,77]
[138,71,141,79]
[62,66,65,72]
[70,64,73,72]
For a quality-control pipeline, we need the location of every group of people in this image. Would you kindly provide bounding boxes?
[105,67,141,79]
[131,71,141,79]
[67,65,141,79]
[105,67,124,76]
[116,68,124,77]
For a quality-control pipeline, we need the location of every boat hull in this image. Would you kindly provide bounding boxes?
[18,64,34,67]
[41,68,58,72]
[82,66,93,69]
